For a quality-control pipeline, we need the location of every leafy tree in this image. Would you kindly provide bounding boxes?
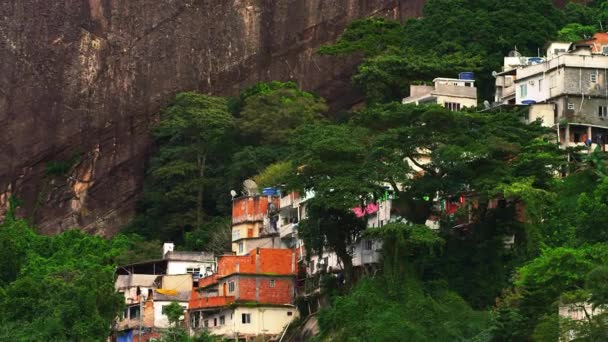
[298,203,366,285]
[253,160,295,188]
[183,216,232,255]
[164,301,185,327]
[320,0,564,102]
[317,276,492,341]
[0,219,126,341]
[238,86,327,145]
[131,92,234,241]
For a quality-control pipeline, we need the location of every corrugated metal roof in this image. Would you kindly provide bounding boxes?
[115,274,161,290]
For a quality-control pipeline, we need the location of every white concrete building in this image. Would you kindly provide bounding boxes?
[402,73,478,110]
[191,306,297,339]
[510,40,608,150]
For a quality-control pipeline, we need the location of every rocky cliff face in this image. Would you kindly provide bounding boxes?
[0,0,425,235]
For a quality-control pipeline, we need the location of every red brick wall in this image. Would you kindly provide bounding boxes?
[236,276,294,304]
[217,248,295,276]
[258,249,294,274]
[237,277,257,301]
[217,255,255,275]
[258,278,293,304]
[232,196,280,224]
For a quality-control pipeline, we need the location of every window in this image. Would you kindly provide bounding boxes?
[567,102,575,110]
[238,242,244,254]
[287,311,293,316]
[204,320,209,328]
[444,102,461,111]
[591,73,598,83]
[228,281,235,293]
[520,84,527,98]
[242,313,251,324]
[603,46,608,55]
[219,315,225,325]
[187,267,201,274]
[269,279,276,288]
[364,240,373,250]
[538,79,542,92]
[214,318,217,327]
[600,106,608,118]
[129,305,140,319]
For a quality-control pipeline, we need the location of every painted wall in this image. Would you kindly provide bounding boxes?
[166,260,214,276]
[435,94,478,108]
[161,274,193,292]
[195,306,297,338]
[153,300,188,329]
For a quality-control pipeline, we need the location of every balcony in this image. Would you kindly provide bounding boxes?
[189,295,235,310]
[279,223,297,239]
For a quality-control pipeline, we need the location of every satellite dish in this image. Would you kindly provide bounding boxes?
[230,190,237,199]
[483,100,491,109]
[242,179,259,196]
[491,71,498,78]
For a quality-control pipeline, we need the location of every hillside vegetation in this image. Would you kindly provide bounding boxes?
[3,0,608,340]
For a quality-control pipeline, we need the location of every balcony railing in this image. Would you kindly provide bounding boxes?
[279,223,297,239]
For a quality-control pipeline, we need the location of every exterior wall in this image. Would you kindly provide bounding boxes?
[167,260,214,276]
[226,276,294,303]
[153,300,187,329]
[161,274,193,292]
[218,249,296,276]
[528,103,555,127]
[231,236,283,255]
[232,196,280,225]
[231,221,264,241]
[560,97,608,127]
[435,94,477,108]
[562,67,608,97]
[191,306,297,338]
[233,307,297,336]
[410,84,434,97]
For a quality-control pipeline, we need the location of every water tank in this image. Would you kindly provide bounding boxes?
[262,187,279,196]
[459,72,475,80]
[528,57,543,65]
[521,100,537,105]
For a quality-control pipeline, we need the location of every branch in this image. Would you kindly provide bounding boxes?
[407,156,435,176]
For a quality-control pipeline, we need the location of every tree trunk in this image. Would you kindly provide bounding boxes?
[335,246,354,286]
[196,153,206,229]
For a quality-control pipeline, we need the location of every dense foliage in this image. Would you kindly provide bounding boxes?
[0,214,125,340]
[5,0,608,340]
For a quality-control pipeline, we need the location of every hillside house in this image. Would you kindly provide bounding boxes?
[504,33,608,150]
[114,244,215,341]
[402,73,478,110]
[188,248,297,341]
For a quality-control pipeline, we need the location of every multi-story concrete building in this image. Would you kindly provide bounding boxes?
[114,244,215,341]
[402,72,478,110]
[188,248,298,341]
[231,195,285,255]
[504,34,608,150]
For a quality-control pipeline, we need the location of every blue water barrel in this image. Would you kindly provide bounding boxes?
[262,187,279,196]
[528,57,543,64]
[521,100,537,105]
[459,72,475,80]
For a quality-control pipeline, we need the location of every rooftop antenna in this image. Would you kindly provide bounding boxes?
[242,179,259,196]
